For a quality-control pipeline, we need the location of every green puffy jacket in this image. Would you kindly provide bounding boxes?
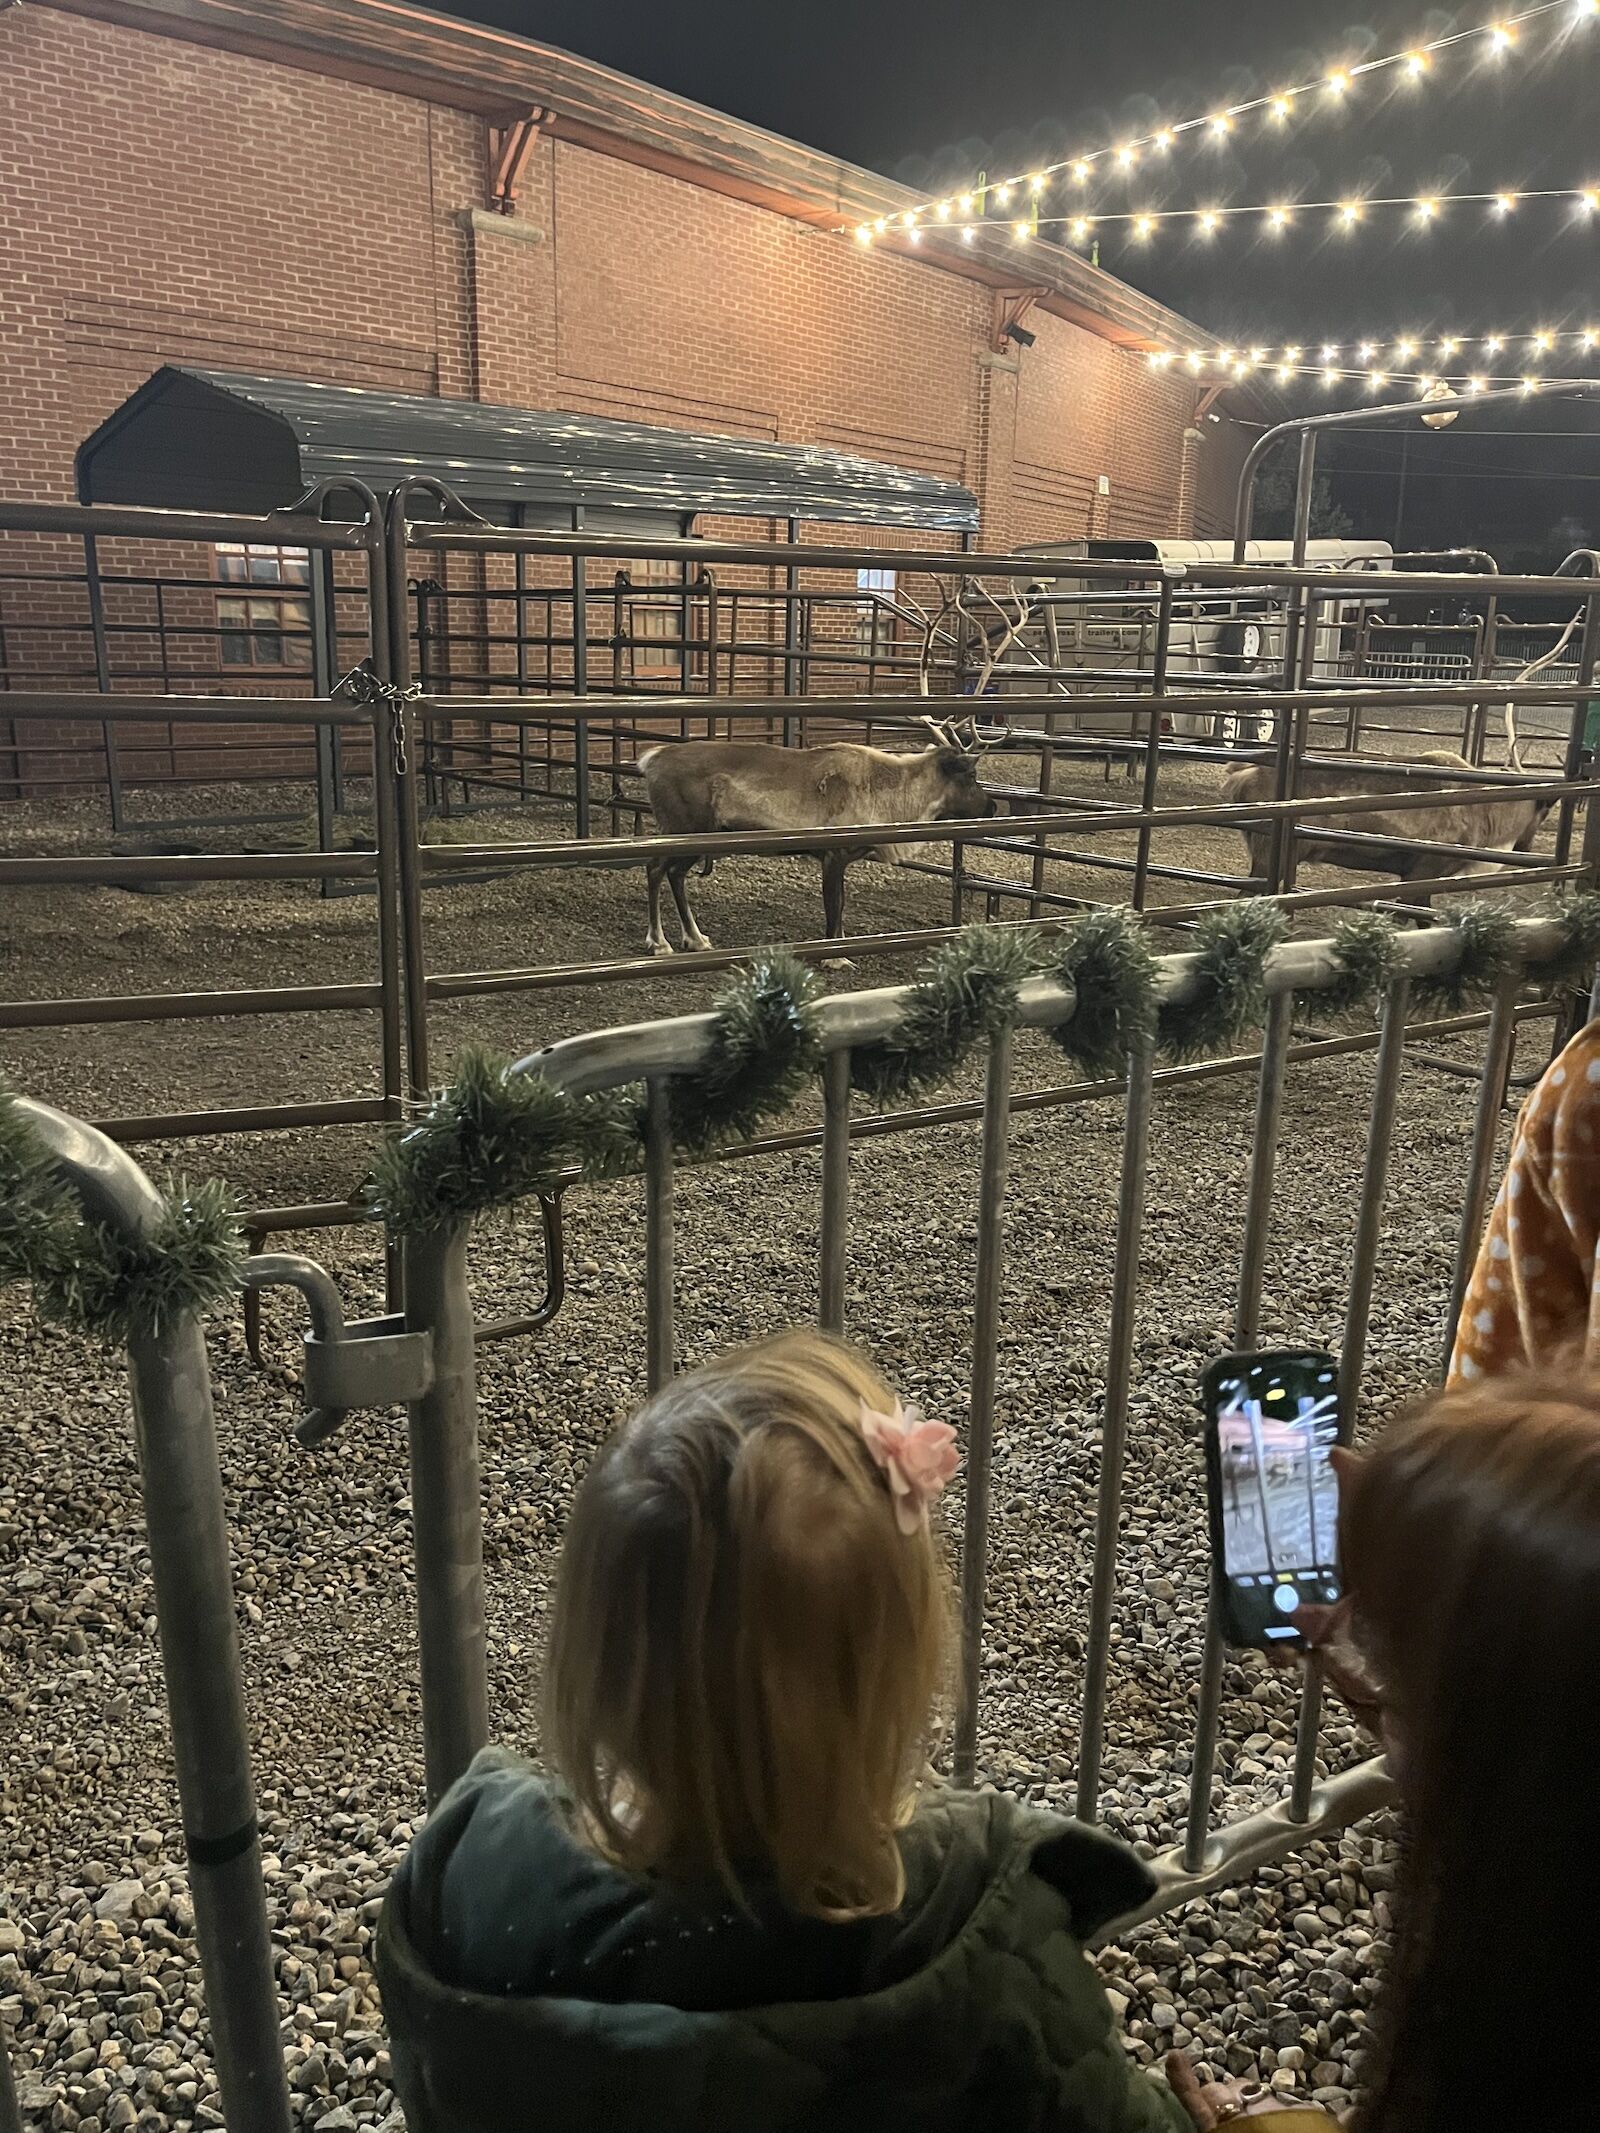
[376,1747,1190,2133]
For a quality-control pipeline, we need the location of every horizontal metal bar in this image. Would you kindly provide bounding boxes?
[0,983,383,1030]
[0,500,377,547]
[517,917,1568,1099]
[0,693,373,725]
[418,775,1585,874]
[94,1097,396,1142]
[0,852,380,885]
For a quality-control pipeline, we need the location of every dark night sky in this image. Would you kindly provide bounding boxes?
[436,0,1600,562]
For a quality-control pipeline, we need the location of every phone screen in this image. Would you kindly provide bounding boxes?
[1203,1349,1345,1649]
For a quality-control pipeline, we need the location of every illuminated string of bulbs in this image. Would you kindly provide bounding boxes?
[850,0,1600,244]
[860,185,1600,249]
[1147,344,1580,394]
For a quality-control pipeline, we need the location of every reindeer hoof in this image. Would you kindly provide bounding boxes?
[685,934,714,954]
[646,939,674,958]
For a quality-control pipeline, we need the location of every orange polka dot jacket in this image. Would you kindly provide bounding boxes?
[1448,1018,1600,1386]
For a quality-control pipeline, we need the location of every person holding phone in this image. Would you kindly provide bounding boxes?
[1448,1017,1600,1385]
[1174,1359,1600,2131]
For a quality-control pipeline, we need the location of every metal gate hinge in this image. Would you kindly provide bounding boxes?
[241,1253,434,1447]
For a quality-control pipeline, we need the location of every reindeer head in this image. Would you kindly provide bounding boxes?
[919,715,999,820]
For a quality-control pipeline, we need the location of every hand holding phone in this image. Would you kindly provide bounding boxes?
[1202,1349,1345,1651]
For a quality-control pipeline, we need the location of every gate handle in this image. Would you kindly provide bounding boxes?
[241,1252,434,1448]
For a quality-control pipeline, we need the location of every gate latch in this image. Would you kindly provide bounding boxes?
[240,1253,434,1447]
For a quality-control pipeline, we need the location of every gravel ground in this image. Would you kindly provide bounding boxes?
[0,742,1550,2129]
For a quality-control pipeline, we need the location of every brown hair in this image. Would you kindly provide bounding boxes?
[1341,1366,1600,2133]
[543,1329,951,1918]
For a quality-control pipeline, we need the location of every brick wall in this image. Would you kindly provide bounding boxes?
[0,2,1254,790]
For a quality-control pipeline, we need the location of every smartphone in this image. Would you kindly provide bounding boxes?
[1201,1348,1345,1650]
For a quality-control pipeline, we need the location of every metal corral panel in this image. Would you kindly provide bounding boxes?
[75,367,980,531]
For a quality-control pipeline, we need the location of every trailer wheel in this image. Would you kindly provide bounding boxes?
[1215,618,1266,671]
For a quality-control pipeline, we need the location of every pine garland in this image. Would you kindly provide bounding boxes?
[1159,901,1288,1061]
[1043,907,1160,1077]
[0,1082,243,1343]
[851,926,1038,1104]
[1411,903,1522,1015]
[1298,909,1404,1024]
[667,950,822,1153]
[1539,889,1600,994]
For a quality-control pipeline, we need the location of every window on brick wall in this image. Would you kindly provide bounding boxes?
[624,557,682,673]
[855,565,898,662]
[216,543,313,670]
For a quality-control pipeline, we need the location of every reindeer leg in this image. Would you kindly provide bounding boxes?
[821,852,850,941]
[669,860,713,952]
[645,862,672,956]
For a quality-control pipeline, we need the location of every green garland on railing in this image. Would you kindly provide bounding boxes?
[0,1082,244,1344]
[1158,901,1288,1061]
[1410,903,1522,1015]
[850,927,1038,1104]
[359,889,1600,1234]
[1042,907,1160,1078]
[1298,909,1404,1024]
[668,950,823,1153]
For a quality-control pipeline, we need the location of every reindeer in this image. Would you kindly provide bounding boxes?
[637,717,999,953]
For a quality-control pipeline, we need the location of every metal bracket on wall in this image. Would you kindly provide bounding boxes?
[990,287,1048,355]
[489,106,549,215]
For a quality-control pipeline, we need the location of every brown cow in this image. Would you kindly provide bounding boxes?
[1220,748,1552,887]
[637,723,998,952]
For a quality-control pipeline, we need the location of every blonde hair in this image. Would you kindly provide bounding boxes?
[544,1329,951,1918]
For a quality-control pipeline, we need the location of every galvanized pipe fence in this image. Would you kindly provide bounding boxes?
[4,489,1600,1300]
[5,910,1584,2122]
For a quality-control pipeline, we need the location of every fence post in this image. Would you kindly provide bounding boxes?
[16,1100,291,2133]
[400,1221,490,1807]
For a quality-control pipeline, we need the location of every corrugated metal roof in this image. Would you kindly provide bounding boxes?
[75,368,979,530]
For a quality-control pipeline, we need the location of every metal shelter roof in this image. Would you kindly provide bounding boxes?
[75,368,980,531]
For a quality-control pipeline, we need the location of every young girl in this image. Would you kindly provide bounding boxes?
[378,1328,1189,2133]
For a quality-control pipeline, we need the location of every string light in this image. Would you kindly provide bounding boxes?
[839,0,1595,237]
[1198,209,1221,234]
[1338,200,1363,226]
[1116,144,1137,168]
[1358,340,1378,361]
[1467,375,1487,393]
[1133,213,1156,239]
[1267,205,1292,229]
[1493,192,1517,213]
[1486,334,1505,352]
[936,199,952,220]
[1069,216,1093,241]
[1415,195,1440,220]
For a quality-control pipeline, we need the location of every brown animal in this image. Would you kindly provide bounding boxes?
[1220,748,1552,887]
[637,722,998,953]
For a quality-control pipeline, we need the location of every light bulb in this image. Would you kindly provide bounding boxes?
[1277,364,1293,383]
[1467,374,1487,393]
[1284,345,1303,361]
[1208,114,1231,135]
[1358,340,1377,361]
[1369,369,1387,387]
[995,183,1013,205]
[1582,190,1600,213]
[958,193,974,212]
[856,226,872,244]
[874,218,889,234]
[1582,0,1600,17]
[937,200,952,220]
[1155,130,1175,151]
[1030,172,1046,193]
[1534,330,1555,352]
[1071,161,1091,184]
[1583,330,1599,349]
[1415,196,1439,221]
[1493,193,1517,215]
[1488,22,1515,51]
[1320,342,1339,361]
[1326,69,1351,96]
[1198,210,1221,234]
[903,210,918,227]
[1485,334,1504,352]
[1237,353,1256,373]
[1116,144,1137,168]
[1397,337,1418,359]
[1404,50,1429,75]
[1218,347,1237,365]
[1416,375,1435,393]
[1070,217,1093,240]
[961,227,975,244]
[1267,205,1291,230]
[1133,214,1156,239]
[909,227,922,244]
[1270,93,1294,120]
[1440,336,1461,355]
[1013,218,1029,240]
[1521,374,1540,392]
[1186,350,1204,370]
[1338,200,1362,226]
[1322,368,1339,385]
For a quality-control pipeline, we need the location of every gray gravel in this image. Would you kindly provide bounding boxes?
[0,754,1541,2127]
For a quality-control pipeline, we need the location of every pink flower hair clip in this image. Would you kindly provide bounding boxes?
[859,1397,960,1535]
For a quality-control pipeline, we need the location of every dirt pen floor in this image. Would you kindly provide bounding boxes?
[0,743,1554,2128]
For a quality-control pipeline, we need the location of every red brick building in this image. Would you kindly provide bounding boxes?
[1,0,1255,541]
[0,0,1261,791]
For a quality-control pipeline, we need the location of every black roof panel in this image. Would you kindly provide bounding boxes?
[75,368,978,531]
